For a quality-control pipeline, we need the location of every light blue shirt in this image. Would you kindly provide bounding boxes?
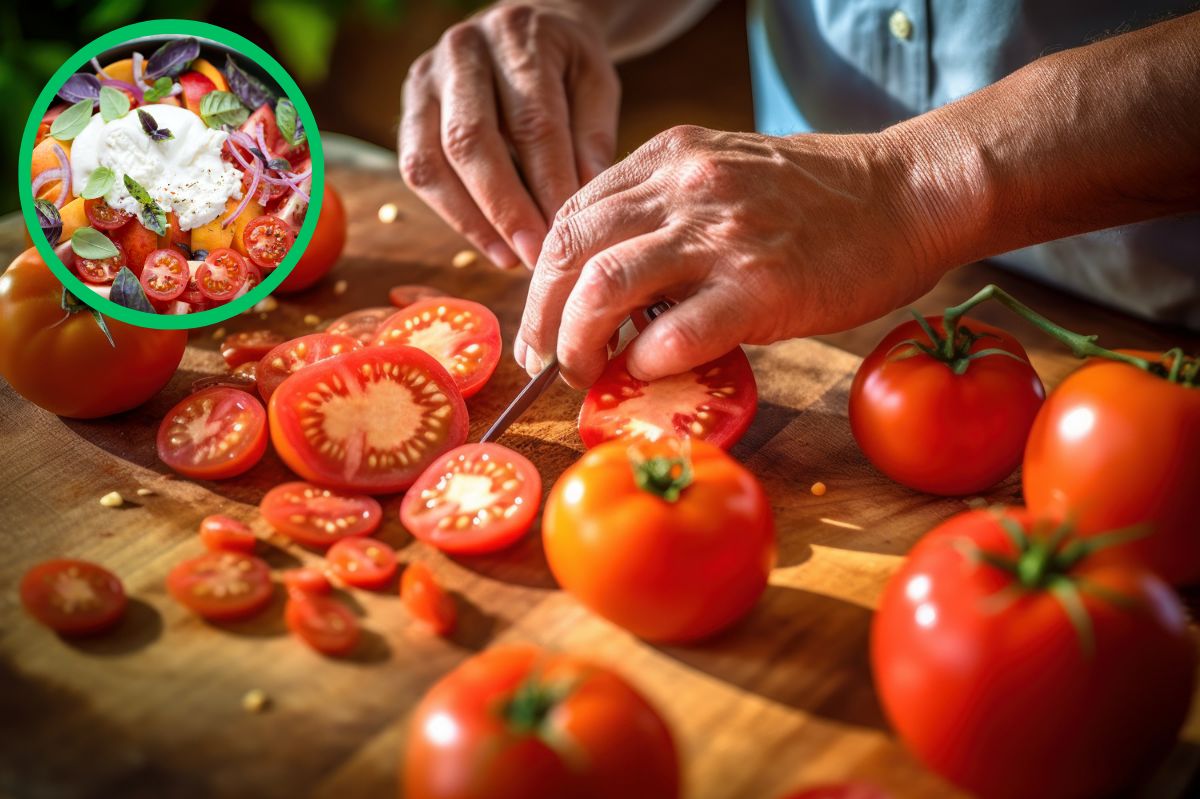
[748,0,1200,330]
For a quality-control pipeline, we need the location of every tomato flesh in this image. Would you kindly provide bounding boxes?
[167,551,274,621]
[112,220,158,278]
[255,332,361,401]
[221,330,286,368]
[284,567,332,598]
[328,537,397,589]
[285,594,360,656]
[20,559,126,635]
[156,387,267,480]
[140,248,189,301]
[199,514,258,553]
[373,298,501,398]
[388,284,446,309]
[243,215,295,269]
[325,307,393,347]
[579,347,758,450]
[400,443,541,554]
[197,248,249,302]
[268,345,470,493]
[74,239,127,285]
[400,562,456,636]
[260,481,383,548]
[84,197,132,231]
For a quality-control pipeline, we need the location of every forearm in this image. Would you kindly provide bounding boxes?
[502,0,721,60]
[886,10,1200,276]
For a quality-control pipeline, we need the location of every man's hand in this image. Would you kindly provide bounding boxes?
[516,126,945,387]
[399,2,620,268]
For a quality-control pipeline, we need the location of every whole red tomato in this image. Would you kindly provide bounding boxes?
[1023,352,1200,586]
[276,184,346,293]
[0,248,186,418]
[872,507,1195,799]
[849,316,1044,495]
[403,645,679,799]
[543,436,775,642]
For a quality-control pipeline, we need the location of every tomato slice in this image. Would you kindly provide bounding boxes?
[157,387,268,479]
[167,551,274,621]
[400,443,541,554]
[197,248,249,302]
[400,562,456,636]
[191,363,259,394]
[373,298,501,398]
[243,215,295,269]
[74,239,126,285]
[327,537,397,589]
[285,594,360,656]
[256,332,361,401]
[140,248,189,301]
[268,345,470,493]
[388,284,447,309]
[284,567,332,598]
[221,330,286,368]
[84,197,132,231]
[326,307,394,347]
[578,347,758,450]
[199,514,258,553]
[781,786,892,799]
[260,481,383,548]
[20,559,126,635]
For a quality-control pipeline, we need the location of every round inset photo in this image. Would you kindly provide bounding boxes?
[19,20,323,329]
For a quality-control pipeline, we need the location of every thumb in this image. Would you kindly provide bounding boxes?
[623,293,746,382]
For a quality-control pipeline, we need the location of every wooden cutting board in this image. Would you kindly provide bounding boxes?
[1,163,1195,799]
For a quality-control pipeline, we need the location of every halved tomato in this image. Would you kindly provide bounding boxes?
[283,567,331,598]
[260,481,382,548]
[328,537,397,589]
[199,514,257,553]
[156,387,267,479]
[167,550,274,621]
[243,215,295,270]
[268,345,469,493]
[221,330,286,368]
[140,248,189,301]
[191,363,259,394]
[579,347,758,450]
[74,239,126,285]
[20,559,126,635]
[256,332,361,401]
[399,443,541,554]
[388,284,446,309]
[326,307,394,347]
[84,197,132,231]
[196,248,248,302]
[285,594,360,656]
[400,562,456,636]
[373,298,501,399]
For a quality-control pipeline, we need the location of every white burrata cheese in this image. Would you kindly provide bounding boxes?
[70,104,243,231]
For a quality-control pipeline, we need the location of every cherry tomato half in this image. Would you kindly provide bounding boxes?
[283,567,332,599]
[20,559,126,635]
[167,551,274,621]
[260,481,382,548]
[221,330,286,368]
[84,197,132,231]
[196,248,249,302]
[74,239,127,285]
[325,307,393,347]
[199,514,257,553]
[255,332,361,401]
[156,387,267,480]
[373,298,502,399]
[243,214,295,270]
[285,594,360,656]
[140,248,189,302]
[400,561,456,636]
[400,443,541,554]
[328,537,397,589]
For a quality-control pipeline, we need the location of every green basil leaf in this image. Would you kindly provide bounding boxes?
[109,267,156,313]
[71,227,119,260]
[81,166,116,200]
[123,174,168,237]
[275,98,305,146]
[142,77,174,103]
[50,99,95,141]
[199,91,250,129]
[99,86,130,122]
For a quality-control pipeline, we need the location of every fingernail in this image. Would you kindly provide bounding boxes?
[524,348,544,378]
[485,242,518,269]
[514,338,528,367]
[512,230,541,269]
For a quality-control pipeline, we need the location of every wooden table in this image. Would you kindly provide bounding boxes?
[2,155,1197,799]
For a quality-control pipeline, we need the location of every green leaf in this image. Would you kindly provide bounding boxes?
[80,166,116,200]
[50,98,94,141]
[199,90,249,129]
[142,77,174,103]
[99,85,129,122]
[71,227,119,260]
[123,174,168,237]
[109,266,155,313]
[275,98,305,146]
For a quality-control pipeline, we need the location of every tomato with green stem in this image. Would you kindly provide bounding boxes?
[20,559,127,635]
[871,507,1195,799]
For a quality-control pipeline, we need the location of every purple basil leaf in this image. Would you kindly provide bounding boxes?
[34,199,62,246]
[109,267,156,313]
[57,73,102,104]
[224,53,275,111]
[145,37,200,79]
[248,146,269,166]
[138,108,159,135]
[267,157,291,171]
[149,128,174,142]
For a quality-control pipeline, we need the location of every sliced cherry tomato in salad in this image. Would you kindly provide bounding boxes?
[221,330,286,368]
[255,332,361,401]
[579,347,758,450]
[243,215,295,269]
[140,248,189,301]
[400,443,541,554]
[74,239,126,285]
[156,387,267,479]
[285,594,360,656]
[259,481,383,548]
[20,559,126,635]
[325,307,393,347]
[268,345,470,493]
[327,537,397,590]
[400,562,456,636]
[388,284,446,309]
[196,248,248,302]
[242,104,307,164]
[373,298,502,399]
[167,551,274,621]
[112,219,158,278]
[199,514,257,553]
[84,197,132,231]
[284,567,331,599]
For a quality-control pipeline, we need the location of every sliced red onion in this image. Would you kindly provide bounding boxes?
[91,57,112,78]
[31,168,63,199]
[168,83,183,97]
[277,176,311,228]
[51,143,71,205]
[100,77,143,103]
[224,135,255,170]
[254,123,270,162]
[224,158,263,229]
[132,52,151,93]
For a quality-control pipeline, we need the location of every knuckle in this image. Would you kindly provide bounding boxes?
[442,118,488,163]
[580,251,627,301]
[507,105,559,145]
[440,22,483,53]
[675,156,724,195]
[655,124,703,154]
[399,149,440,190]
[408,52,433,81]
[541,217,583,272]
[488,3,536,34]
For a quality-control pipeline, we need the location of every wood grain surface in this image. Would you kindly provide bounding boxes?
[1,162,1197,799]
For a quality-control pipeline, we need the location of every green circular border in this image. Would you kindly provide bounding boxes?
[18,19,324,330]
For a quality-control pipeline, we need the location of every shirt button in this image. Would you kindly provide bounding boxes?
[889,9,913,41]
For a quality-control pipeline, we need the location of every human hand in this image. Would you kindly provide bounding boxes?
[398,2,620,269]
[515,125,951,387]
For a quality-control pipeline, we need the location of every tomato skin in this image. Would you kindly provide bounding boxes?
[0,249,187,418]
[111,219,158,278]
[84,197,132,231]
[849,317,1044,496]
[167,551,274,621]
[285,594,360,656]
[325,307,393,347]
[373,298,502,399]
[779,787,891,799]
[179,70,217,114]
[405,645,679,799]
[157,388,268,480]
[871,508,1196,799]
[199,515,257,553]
[543,437,775,642]
[276,185,346,293]
[260,481,383,548]
[220,330,286,368]
[1023,354,1200,586]
[400,562,457,635]
[388,284,446,309]
[327,537,397,589]
[20,559,127,636]
[284,567,331,598]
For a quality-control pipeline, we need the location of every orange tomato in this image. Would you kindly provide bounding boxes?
[276,184,346,293]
